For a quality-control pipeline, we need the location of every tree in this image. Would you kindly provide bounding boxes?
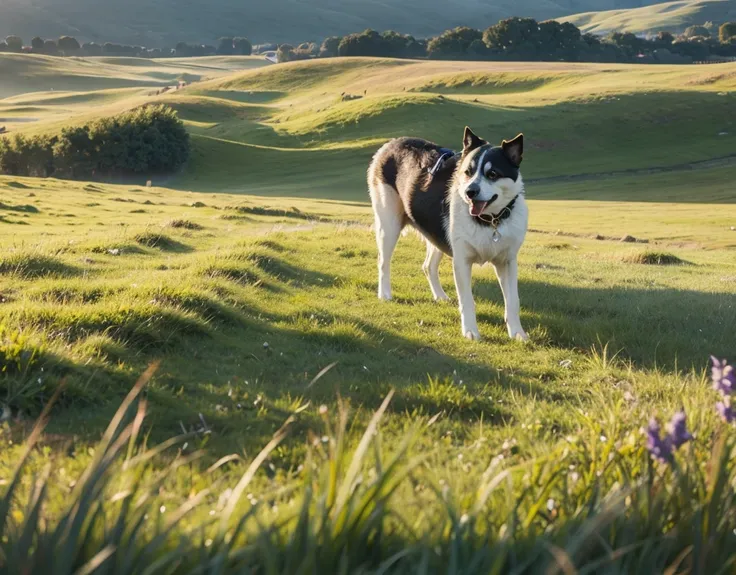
[5,36,23,52]
[83,42,103,56]
[319,36,341,57]
[467,39,489,59]
[31,37,45,52]
[483,18,539,59]
[683,25,711,38]
[276,43,295,62]
[58,36,81,54]
[338,29,382,57]
[655,31,674,47]
[427,26,482,59]
[175,42,190,57]
[43,40,59,55]
[233,37,252,55]
[720,22,736,43]
[217,37,234,55]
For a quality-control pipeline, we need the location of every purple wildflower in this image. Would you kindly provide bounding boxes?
[665,409,692,449]
[716,398,736,424]
[646,417,673,464]
[711,357,735,397]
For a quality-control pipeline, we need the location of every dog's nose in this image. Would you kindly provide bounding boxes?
[465,184,480,200]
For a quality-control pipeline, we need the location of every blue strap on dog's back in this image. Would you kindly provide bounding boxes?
[428,148,456,176]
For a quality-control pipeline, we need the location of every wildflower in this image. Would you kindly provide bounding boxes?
[711,357,735,396]
[647,409,692,463]
[666,409,692,449]
[646,417,672,463]
[716,398,736,424]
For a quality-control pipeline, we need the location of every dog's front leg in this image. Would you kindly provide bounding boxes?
[494,258,528,341]
[452,251,480,340]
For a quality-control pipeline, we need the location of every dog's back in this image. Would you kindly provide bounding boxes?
[368,138,456,256]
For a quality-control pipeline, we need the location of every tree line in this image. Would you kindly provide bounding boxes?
[0,105,189,179]
[279,19,736,64]
[0,35,254,58]
[1,19,735,63]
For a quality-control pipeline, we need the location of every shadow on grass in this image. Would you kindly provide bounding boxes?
[9,248,734,459]
[473,277,735,371]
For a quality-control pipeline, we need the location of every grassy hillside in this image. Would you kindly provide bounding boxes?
[1,0,667,46]
[560,0,736,36]
[0,54,269,99]
[2,53,736,571]
[4,56,736,202]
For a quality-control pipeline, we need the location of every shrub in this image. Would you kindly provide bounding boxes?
[0,105,189,180]
[0,134,56,177]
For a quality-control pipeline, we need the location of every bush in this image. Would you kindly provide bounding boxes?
[0,135,56,177]
[0,105,189,180]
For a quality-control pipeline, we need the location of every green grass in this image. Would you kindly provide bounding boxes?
[2,55,736,572]
[561,0,736,36]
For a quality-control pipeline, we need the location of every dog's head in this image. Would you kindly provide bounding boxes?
[456,127,524,218]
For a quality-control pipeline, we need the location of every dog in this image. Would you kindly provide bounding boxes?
[368,126,528,341]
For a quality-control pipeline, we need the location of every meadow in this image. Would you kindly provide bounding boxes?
[1,54,736,573]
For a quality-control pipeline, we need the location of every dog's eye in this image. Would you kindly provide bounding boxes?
[488,169,499,179]
[465,167,474,176]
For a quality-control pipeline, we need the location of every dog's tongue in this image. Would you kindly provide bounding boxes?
[470,201,489,217]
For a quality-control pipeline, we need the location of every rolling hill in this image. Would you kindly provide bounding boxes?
[3,55,736,202]
[1,0,669,47]
[560,0,736,36]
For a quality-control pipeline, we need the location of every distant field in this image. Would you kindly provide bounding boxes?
[0,54,270,99]
[560,0,736,36]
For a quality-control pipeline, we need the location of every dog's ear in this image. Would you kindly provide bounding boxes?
[502,134,523,166]
[463,126,485,154]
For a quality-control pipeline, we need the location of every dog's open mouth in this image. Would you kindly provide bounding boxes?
[469,201,489,217]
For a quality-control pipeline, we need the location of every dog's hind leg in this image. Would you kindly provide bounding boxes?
[371,183,404,301]
[422,242,449,302]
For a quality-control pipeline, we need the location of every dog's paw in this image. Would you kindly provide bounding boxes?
[434,293,451,303]
[378,292,392,301]
[464,329,481,341]
[510,330,529,342]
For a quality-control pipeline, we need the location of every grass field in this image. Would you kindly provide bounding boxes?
[2,54,736,572]
[561,0,736,36]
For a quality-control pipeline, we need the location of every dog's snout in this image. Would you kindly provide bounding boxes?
[465,184,480,200]
[489,194,498,204]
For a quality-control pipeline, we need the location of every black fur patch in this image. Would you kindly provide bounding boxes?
[465,145,519,182]
[370,138,455,255]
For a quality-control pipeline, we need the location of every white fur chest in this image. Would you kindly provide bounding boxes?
[448,193,528,265]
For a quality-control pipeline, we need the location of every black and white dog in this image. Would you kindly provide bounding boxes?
[368,127,528,341]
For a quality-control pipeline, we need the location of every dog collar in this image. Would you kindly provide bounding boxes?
[476,196,517,224]
[475,196,518,242]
